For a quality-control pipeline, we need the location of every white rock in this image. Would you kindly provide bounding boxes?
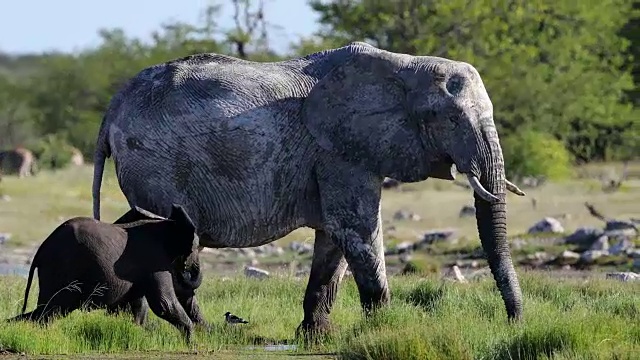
[580,250,608,263]
[393,209,421,221]
[450,265,467,283]
[528,217,564,234]
[397,241,414,251]
[608,238,634,256]
[559,250,580,260]
[605,272,639,282]
[589,235,609,251]
[565,227,604,247]
[244,266,269,279]
[0,233,11,245]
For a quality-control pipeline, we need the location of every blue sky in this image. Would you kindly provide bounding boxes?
[0,0,320,55]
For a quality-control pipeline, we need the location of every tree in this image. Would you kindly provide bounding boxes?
[304,0,639,162]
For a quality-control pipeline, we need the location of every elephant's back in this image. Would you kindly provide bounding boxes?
[106,53,316,124]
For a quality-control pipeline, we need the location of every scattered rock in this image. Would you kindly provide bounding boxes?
[604,220,639,236]
[244,266,270,280]
[605,272,639,282]
[399,253,412,264]
[393,241,414,254]
[0,233,11,245]
[393,209,421,221]
[418,228,458,246]
[558,250,580,262]
[564,227,604,248]
[527,251,550,262]
[528,217,564,235]
[238,248,256,259]
[628,249,640,258]
[580,250,608,263]
[446,265,467,283]
[589,235,609,252]
[608,238,634,256]
[249,258,259,267]
[382,178,401,189]
[289,241,314,255]
[458,205,475,218]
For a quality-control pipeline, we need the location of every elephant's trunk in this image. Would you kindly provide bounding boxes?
[179,263,203,290]
[473,121,523,321]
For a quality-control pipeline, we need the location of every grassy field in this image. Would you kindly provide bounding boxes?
[0,160,638,250]
[0,161,639,358]
[0,272,638,359]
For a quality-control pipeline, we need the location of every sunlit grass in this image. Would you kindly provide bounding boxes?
[0,272,637,359]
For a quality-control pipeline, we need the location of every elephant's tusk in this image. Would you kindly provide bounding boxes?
[506,180,526,196]
[467,174,500,203]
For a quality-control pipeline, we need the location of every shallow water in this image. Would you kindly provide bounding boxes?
[244,344,298,351]
[0,264,29,277]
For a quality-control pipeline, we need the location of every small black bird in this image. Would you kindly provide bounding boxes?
[224,311,249,324]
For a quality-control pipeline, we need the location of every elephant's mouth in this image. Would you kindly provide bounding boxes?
[445,156,526,203]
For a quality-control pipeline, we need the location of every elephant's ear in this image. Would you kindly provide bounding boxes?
[131,206,166,220]
[301,51,449,181]
[169,204,197,237]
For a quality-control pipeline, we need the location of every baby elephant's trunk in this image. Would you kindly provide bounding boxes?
[178,262,203,290]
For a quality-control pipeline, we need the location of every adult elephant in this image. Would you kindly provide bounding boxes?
[92,42,526,335]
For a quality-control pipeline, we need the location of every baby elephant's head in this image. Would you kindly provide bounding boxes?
[165,204,203,291]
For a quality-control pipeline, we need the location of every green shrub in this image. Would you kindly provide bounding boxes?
[29,134,76,171]
[401,257,441,276]
[502,130,573,181]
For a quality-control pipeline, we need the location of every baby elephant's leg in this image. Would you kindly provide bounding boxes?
[129,297,149,326]
[106,297,148,326]
[178,294,210,331]
[145,272,194,343]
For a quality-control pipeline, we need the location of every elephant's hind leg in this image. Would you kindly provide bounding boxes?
[316,163,390,315]
[297,229,347,337]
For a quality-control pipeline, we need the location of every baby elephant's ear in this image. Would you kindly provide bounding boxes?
[169,204,196,234]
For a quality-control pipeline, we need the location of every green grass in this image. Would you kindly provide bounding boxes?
[0,161,639,358]
[0,272,638,359]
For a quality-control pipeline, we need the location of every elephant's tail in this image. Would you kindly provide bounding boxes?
[21,252,39,314]
[93,116,112,220]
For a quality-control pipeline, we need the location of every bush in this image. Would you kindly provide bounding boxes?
[29,134,76,171]
[401,257,441,276]
[502,131,573,181]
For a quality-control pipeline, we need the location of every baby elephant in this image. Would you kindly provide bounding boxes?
[7,204,206,342]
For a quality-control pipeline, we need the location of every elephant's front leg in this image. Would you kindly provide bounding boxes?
[178,295,210,331]
[316,166,390,315]
[297,229,348,337]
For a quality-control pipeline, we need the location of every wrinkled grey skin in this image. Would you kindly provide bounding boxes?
[7,204,205,343]
[92,42,526,335]
[0,147,37,178]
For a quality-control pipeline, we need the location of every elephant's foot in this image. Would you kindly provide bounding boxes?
[295,319,336,344]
